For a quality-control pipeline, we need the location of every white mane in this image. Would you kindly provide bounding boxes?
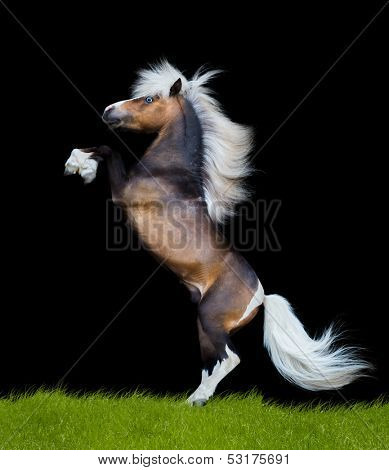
[131,60,254,224]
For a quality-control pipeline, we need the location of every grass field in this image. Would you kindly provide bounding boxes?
[0,390,388,449]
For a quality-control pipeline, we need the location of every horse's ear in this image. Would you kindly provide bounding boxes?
[169,78,182,96]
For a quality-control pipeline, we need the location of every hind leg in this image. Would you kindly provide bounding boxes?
[187,305,240,406]
[187,255,264,406]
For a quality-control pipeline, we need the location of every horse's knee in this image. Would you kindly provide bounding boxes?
[96,145,113,157]
[197,306,239,372]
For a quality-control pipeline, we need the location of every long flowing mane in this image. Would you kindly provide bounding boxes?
[131,60,254,224]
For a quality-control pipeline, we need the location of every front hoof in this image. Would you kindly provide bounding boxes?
[64,149,98,184]
[192,399,207,407]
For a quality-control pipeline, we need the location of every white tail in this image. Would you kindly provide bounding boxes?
[263,294,372,391]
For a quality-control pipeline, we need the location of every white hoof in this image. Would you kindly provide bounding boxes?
[64,149,98,184]
[192,399,207,407]
[187,386,210,406]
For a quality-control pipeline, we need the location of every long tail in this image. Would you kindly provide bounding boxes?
[263,294,372,391]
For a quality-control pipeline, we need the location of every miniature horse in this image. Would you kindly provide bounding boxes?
[67,61,369,406]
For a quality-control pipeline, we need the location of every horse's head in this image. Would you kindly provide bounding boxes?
[102,78,182,133]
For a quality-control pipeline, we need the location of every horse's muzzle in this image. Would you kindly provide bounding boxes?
[102,107,121,127]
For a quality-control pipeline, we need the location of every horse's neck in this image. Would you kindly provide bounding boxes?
[142,100,202,173]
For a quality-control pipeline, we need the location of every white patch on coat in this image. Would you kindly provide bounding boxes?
[64,149,98,184]
[238,279,265,325]
[187,345,240,404]
[104,99,129,114]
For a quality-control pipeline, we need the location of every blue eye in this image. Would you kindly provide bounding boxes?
[145,96,153,104]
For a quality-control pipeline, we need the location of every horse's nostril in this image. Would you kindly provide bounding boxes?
[102,106,122,126]
[102,108,113,122]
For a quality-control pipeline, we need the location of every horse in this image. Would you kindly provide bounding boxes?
[65,61,370,406]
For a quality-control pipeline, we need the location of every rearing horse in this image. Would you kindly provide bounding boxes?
[66,61,370,406]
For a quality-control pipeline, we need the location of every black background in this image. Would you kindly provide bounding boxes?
[1,2,388,402]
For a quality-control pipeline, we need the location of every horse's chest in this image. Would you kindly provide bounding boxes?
[123,175,165,205]
[126,196,199,243]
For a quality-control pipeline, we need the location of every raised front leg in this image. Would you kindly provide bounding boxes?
[64,146,128,201]
[64,148,99,184]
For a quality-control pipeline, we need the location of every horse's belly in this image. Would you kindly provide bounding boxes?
[127,205,226,284]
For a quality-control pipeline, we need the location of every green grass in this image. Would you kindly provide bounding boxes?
[0,390,388,449]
